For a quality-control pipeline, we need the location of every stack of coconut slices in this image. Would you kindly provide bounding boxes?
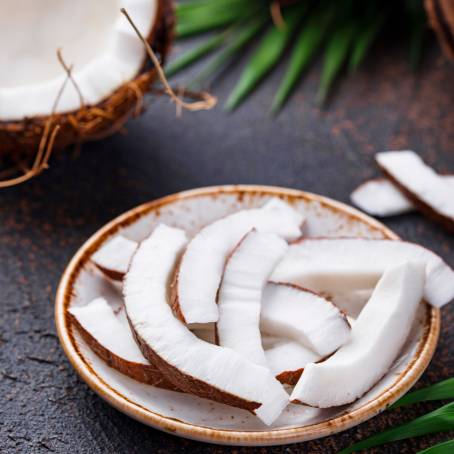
[69,198,454,426]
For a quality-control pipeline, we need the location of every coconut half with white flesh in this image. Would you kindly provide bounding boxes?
[376,150,454,231]
[68,297,177,390]
[124,224,289,425]
[171,199,304,324]
[261,283,350,357]
[91,235,137,280]
[271,238,454,308]
[351,176,454,217]
[0,0,173,155]
[290,262,425,407]
[265,341,321,385]
[216,231,288,366]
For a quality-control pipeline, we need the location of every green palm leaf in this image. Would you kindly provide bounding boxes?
[418,439,454,453]
[391,378,454,409]
[271,7,335,113]
[191,15,267,88]
[317,20,356,105]
[225,3,308,111]
[338,401,454,454]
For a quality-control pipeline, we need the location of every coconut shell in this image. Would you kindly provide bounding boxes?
[0,0,174,158]
[425,0,454,60]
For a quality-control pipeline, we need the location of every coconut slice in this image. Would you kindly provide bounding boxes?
[290,262,425,407]
[68,298,176,389]
[91,235,137,280]
[216,231,288,366]
[271,238,454,308]
[376,150,454,231]
[124,224,289,425]
[171,198,304,324]
[351,176,454,217]
[261,283,350,357]
[265,341,321,385]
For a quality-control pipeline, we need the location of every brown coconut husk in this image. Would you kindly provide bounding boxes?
[0,0,174,166]
[425,0,454,60]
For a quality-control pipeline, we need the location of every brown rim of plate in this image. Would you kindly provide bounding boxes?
[55,185,440,447]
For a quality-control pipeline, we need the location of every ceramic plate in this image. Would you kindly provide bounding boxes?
[55,185,440,446]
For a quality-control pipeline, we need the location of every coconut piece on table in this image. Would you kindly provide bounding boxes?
[91,235,138,281]
[290,262,425,407]
[216,231,288,366]
[271,237,454,308]
[68,297,177,390]
[124,224,289,425]
[351,176,454,217]
[265,341,321,386]
[376,150,454,231]
[261,283,350,357]
[170,198,304,324]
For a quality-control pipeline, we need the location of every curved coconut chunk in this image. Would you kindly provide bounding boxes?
[217,231,288,366]
[171,198,304,324]
[351,176,454,217]
[0,0,158,120]
[124,224,289,425]
[376,150,454,231]
[265,341,321,385]
[68,298,176,389]
[322,289,373,319]
[271,238,454,308]
[290,262,425,407]
[91,235,137,281]
[261,283,350,357]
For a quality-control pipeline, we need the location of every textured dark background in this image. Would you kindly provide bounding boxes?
[1,35,454,453]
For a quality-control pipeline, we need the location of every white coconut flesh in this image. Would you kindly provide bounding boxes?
[91,235,138,280]
[376,150,454,224]
[271,238,454,308]
[173,198,304,324]
[216,231,288,367]
[69,297,147,365]
[265,341,321,383]
[351,176,454,217]
[261,283,350,357]
[290,262,425,407]
[123,224,289,425]
[0,0,158,120]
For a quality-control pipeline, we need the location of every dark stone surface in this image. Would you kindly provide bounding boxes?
[1,37,454,453]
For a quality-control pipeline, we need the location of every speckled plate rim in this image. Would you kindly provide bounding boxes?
[55,185,440,446]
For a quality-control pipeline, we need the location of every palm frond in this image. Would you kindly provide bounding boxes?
[418,439,454,454]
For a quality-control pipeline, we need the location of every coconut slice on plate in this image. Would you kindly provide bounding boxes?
[124,224,289,425]
[271,237,454,308]
[68,297,176,389]
[376,150,454,231]
[290,262,425,407]
[265,341,321,385]
[261,283,350,357]
[171,198,304,324]
[216,231,288,366]
[351,176,454,217]
[0,0,172,154]
[91,235,137,280]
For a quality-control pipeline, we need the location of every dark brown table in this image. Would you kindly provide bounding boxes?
[1,41,453,453]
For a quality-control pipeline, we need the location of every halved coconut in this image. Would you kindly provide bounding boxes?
[290,262,425,407]
[351,176,454,217]
[68,297,176,389]
[376,150,454,231]
[216,231,288,366]
[0,0,173,155]
[171,198,304,324]
[261,283,350,357]
[91,235,137,280]
[265,341,321,386]
[271,238,454,308]
[124,224,289,425]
